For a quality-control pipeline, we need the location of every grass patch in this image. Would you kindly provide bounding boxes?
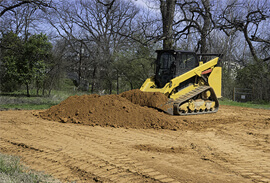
[0,95,60,110]
[0,153,60,183]
[0,103,56,110]
[0,90,89,110]
[220,99,270,109]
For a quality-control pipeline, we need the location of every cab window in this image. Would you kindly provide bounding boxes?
[179,54,196,69]
[159,52,175,69]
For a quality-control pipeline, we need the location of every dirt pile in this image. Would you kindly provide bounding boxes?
[39,90,177,130]
[120,89,169,108]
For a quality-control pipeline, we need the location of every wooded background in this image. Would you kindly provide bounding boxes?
[0,0,269,102]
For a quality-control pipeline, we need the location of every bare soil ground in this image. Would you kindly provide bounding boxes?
[0,105,270,183]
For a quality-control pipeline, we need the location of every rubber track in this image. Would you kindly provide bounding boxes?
[172,86,219,115]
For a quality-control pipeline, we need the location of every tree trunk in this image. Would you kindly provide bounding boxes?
[130,81,133,90]
[243,24,260,62]
[42,82,46,96]
[116,69,119,94]
[160,0,176,50]
[78,41,83,87]
[91,67,96,94]
[200,0,211,54]
[26,83,30,97]
[109,80,112,94]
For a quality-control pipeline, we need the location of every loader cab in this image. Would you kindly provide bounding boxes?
[155,50,198,88]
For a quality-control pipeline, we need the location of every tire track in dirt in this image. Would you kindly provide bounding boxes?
[186,128,270,183]
[61,130,180,183]
[1,136,163,183]
[1,107,269,183]
[215,119,270,183]
[0,111,178,182]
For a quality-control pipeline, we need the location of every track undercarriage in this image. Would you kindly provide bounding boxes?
[161,86,219,115]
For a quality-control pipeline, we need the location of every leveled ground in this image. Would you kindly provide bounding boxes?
[0,105,269,183]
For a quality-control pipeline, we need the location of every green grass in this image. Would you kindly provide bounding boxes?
[0,153,60,183]
[0,103,56,110]
[219,99,270,109]
[0,95,60,110]
[0,90,89,110]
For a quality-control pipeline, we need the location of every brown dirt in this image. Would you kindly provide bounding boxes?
[120,89,169,108]
[133,144,186,154]
[1,94,270,182]
[39,90,176,130]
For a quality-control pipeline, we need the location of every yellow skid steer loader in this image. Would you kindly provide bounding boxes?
[140,50,222,115]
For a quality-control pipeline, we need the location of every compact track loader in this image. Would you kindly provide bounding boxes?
[140,50,222,115]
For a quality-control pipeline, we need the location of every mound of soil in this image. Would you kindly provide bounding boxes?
[39,90,177,130]
[120,89,169,109]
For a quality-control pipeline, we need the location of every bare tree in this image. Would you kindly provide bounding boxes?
[0,0,55,39]
[173,0,214,53]
[45,0,140,93]
[216,0,270,62]
[0,0,53,17]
